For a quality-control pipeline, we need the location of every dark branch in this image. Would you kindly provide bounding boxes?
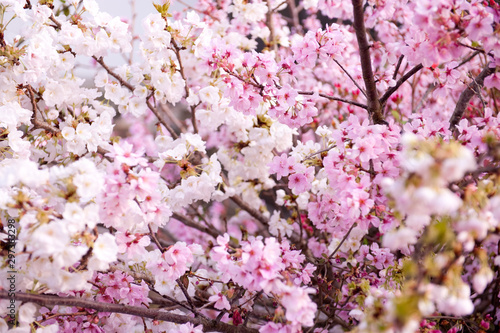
[172,212,222,239]
[297,91,367,109]
[332,58,367,97]
[229,194,269,226]
[449,65,495,131]
[392,55,404,80]
[379,64,424,106]
[0,291,258,333]
[351,0,385,124]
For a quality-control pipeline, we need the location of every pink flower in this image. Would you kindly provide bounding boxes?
[209,286,231,310]
[179,323,203,333]
[107,141,147,167]
[268,154,296,180]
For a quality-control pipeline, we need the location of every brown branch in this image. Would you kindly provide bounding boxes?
[148,224,164,252]
[0,291,258,333]
[351,0,385,124]
[175,277,207,320]
[25,85,111,159]
[412,83,437,113]
[449,65,495,131]
[297,91,367,109]
[392,55,404,80]
[379,64,424,106]
[332,59,367,97]
[146,97,179,139]
[160,103,187,133]
[285,0,302,34]
[265,0,276,52]
[171,40,198,134]
[93,56,134,91]
[328,223,357,260]
[49,14,62,29]
[229,194,269,226]
[172,212,222,239]
[25,85,60,134]
[454,51,481,70]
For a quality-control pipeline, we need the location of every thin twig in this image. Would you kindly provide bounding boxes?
[172,212,222,239]
[285,0,302,34]
[328,223,357,260]
[171,40,199,133]
[297,91,367,109]
[148,224,164,252]
[301,145,336,163]
[93,56,134,91]
[379,64,424,106]
[412,83,437,113]
[454,51,481,69]
[229,194,269,226]
[176,278,208,319]
[146,95,179,139]
[392,55,404,80]
[160,103,187,133]
[333,59,367,97]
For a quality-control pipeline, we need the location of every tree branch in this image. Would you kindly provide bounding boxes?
[229,194,269,226]
[93,56,134,91]
[0,291,258,333]
[351,0,385,124]
[449,65,495,131]
[379,64,423,106]
[332,59,367,97]
[297,91,367,109]
[392,55,404,80]
[172,212,222,239]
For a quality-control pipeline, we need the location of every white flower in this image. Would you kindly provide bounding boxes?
[472,267,493,293]
[268,212,293,237]
[382,227,418,251]
[30,221,70,257]
[46,109,59,120]
[18,303,37,326]
[62,202,85,233]
[76,123,92,142]
[61,126,76,141]
[91,233,118,269]
[349,308,364,321]
[161,143,187,161]
[441,146,476,183]
[184,133,206,152]
[0,102,32,129]
[0,159,48,188]
[199,86,220,105]
[36,324,59,333]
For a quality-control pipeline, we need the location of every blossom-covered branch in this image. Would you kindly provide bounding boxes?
[0,291,258,333]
